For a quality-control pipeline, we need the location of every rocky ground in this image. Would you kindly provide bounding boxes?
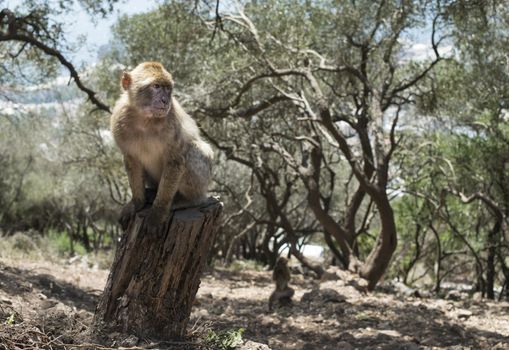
[0,255,508,349]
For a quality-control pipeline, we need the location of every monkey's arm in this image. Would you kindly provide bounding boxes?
[119,155,146,230]
[153,156,185,210]
[141,156,185,233]
[125,155,146,206]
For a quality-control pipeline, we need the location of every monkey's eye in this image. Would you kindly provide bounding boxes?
[153,83,161,89]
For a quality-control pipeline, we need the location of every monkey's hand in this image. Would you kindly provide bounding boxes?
[119,200,144,231]
[139,206,167,235]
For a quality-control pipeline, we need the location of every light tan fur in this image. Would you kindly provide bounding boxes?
[110,62,213,231]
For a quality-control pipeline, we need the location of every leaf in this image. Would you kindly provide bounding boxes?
[5,313,15,325]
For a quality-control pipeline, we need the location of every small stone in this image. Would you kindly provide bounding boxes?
[196,308,209,317]
[457,309,473,320]
[120,335,139,347]
[257,314,275,327]
[238,340,270,349]
[378,329,402,337]
[314,314,324,323]
[40,299,58,310]
[446,290,463,301]
[472,292,483,301]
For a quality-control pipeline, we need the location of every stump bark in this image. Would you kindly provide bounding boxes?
[95,197,222,339]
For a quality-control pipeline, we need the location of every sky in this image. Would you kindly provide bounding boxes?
[4,0,157,65]
[1,0,448,80]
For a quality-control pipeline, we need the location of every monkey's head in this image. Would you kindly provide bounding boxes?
[275,257,288,267]
[121,62,174,119]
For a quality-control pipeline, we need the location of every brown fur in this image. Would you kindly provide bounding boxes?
[110,62,213,232]
[269,257,295,310]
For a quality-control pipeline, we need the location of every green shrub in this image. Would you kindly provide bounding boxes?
[205,328,245,350]
[46,230,86,257]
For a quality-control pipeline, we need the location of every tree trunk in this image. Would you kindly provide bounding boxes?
[360,194,398,290]
[94,197,223,339]
[486,220,500,299]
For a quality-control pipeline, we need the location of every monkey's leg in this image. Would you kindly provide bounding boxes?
[268,287,295,311]
[120,155,146,230]
[140,157,184,234]
[174,146,211,209]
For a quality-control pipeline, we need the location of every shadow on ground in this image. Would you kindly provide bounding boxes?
[0,264,98,312]
[192,272,509,350]
[1,263,508,349]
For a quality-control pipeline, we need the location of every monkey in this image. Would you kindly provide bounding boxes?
[268,257,295,311]
[110,62,213,234]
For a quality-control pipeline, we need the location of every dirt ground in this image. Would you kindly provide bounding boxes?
[0,255,508,350]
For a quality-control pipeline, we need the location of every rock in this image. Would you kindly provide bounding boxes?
[39,299,58,310]
[456,309,473,320]
[390,281,422,297]
[336,331,355,342]
[256,314,276,327]
[445,290,465,301]
[313,314,325,323]
[196,308,209,317]
[301,288,346,304]
[68,255,82,264]
[472,292,483,301]
[238,340,271,350]
[119,335,139,347]
[378,329,402,337]
[320,266,342,282]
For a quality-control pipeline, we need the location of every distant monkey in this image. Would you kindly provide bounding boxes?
[110,62,213,233]
[269,257,295,311]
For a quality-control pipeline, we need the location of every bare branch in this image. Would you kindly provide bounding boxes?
[0,9,111,113]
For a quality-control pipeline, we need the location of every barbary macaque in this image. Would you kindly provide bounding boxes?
[269,257,295,311]
[110,62,213,233]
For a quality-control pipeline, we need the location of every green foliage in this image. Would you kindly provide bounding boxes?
[5,313,15,326]
[111,2,210,86]
[205,328,245,350]
[47,230,87,256]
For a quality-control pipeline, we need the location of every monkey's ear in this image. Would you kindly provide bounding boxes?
[121,71,131,90]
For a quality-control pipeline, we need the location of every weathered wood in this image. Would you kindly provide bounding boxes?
[94,197,223,339]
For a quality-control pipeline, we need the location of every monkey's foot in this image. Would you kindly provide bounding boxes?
[119,200,145,231]
[138,206,167,235]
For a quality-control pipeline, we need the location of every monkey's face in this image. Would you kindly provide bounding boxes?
[139,82,172,119]
[121,62,174,119]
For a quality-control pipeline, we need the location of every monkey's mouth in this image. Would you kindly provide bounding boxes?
[151,107,169,117]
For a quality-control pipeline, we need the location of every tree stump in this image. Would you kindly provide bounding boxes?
[94,197,222,339]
